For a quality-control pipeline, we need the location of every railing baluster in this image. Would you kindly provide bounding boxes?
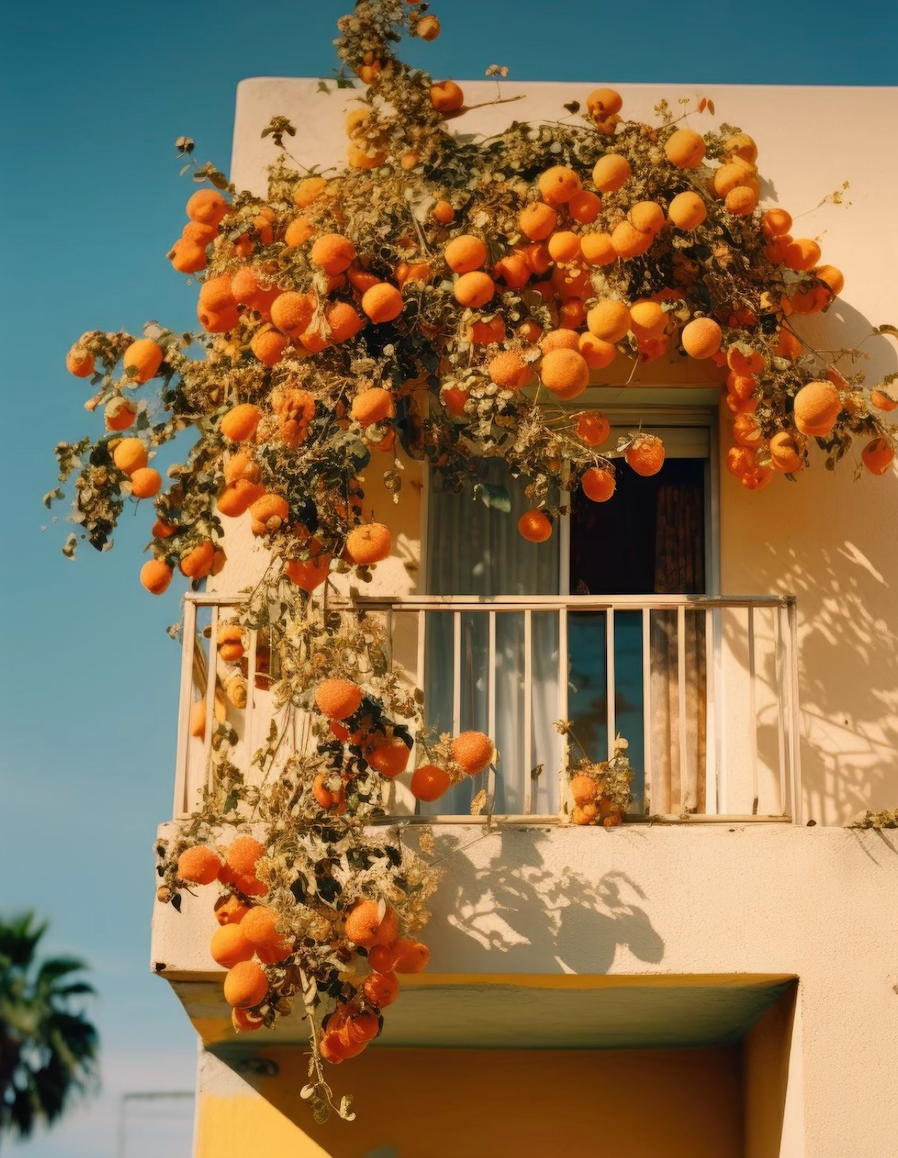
[704,605,718,815]
[557,606,569,817]
[774,604,788,817]
[415,609,426,818]
[173,599,197,818]
[524,609,533,814]
[487,610,497,809]
[201,604,220,803]
[452,610,462,736]
[677,603,688,815]
[605,608,616,761]
[642,607,652,817]
[747,604,758,815]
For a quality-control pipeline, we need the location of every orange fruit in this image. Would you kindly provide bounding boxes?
[310,233,356,275]
[220,404,261,443]
[431,80,464,112]
[416,14,440,39]
[367,735,411,778]
[783,239,822,272]
[445,235,488,274]
[626,434,665,476]
[572,803,599,825]
[196,299,240,334]
[345,901,398,949]
[793,381,840,436]
[363,970,400,1008]
[105,397,136,431]
[727,347,765,376]
[726,446,758,476]
[629,300,665,338]
[410,764,451,802]
[871,389,898,412]
[860,436,894,475]
[312,772,345,812]
[231,1007,264,1033]
[345,1012,380,1044]
[140,559,172,595]
[210,924,255,969]
[218,479,265,518]
[586,87,622,116]
[122,338,163,385]
[522,241,553,275]
[293,176,327,208]
[182,220,217,246]
[765,234,793,264]
[580,232,616,266]
[570,774,598,806]
[223,960,268,1009]
[592,154,631,192]
[542,329,582,354]
[664,129,706,168]
[442,386,471,416]
[391,939,430,974]
[285,547,331,592]
[769,430,804,473]
[180,540,215,579]
[284,215,315,247]
[178,845,221,884]
[518,509,552,542]
[113,438,148,475]
[725,186,758,216]
[468,315,507,343]
[325,301,363,343]
[681,317,722,359]
[551,263,591,300]
[315,679,364,720]
[226,836,266,877]
[250,328,287,366]
[668,191,707,231]
[241,907,292,958]
[493,252,531,289]
[345,522,392,565]
[774,328,802,360]
[348,142,386,169]
[581,466,616,502]
[519,202,557,241]
[588,299,630,342]
[250,493,289,536]
[216,896,250,926]
[538,165,581,207]
[815,265,844,296]
[454,271,495,308]
[199,275,235,314]
[351,387,395,426]
[741,466,774,491]
[168,238,207,273]
[433,200,455,224]
[559,299,587,329]
[361,283,404,323]
[451,731,493,775]
[540,348,589,399]
[761,208,792,239]
[489,351,533,390]
[547,231,582,263]
[568,190,602,223]
[611,220,652,259]
[629,201,665,236]
[186,189,229,226]
[269,291,315,337]
[712,162,759,200]
[726,372,757,401]
[575,411,610,446]
[724,133,758,164]
[66,346,94,377]
[733,413,763,448]
[130,468,161,499]
[231,269,279,315]
[368,943,396,974]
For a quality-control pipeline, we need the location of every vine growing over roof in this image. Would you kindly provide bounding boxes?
[50,0,896,1122]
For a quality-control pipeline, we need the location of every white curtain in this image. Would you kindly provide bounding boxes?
[423,460,563,815]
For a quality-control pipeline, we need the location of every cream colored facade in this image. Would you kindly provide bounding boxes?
[151,80,898,1157]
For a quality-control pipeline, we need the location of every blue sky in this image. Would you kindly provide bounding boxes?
[1,0,896,1154]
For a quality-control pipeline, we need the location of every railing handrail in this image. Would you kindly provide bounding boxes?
[183,592,797,610]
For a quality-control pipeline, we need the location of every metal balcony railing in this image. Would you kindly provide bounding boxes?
[173,593,801,825]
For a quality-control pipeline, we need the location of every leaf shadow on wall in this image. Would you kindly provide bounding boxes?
[424,827,664,973]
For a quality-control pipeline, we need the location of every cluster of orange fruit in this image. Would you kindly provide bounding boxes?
[176,836,429,1054]
[570,772,625,827]
[313,678,494,807]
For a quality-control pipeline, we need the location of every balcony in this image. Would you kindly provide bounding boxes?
[172,592,800,825]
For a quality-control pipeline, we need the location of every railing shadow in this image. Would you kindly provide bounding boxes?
[423,827,664,973]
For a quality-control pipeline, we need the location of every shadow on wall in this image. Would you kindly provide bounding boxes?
[423,827,665,973]
[723,309,898,825]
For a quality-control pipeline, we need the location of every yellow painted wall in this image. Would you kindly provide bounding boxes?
[195,1045,743,1158]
